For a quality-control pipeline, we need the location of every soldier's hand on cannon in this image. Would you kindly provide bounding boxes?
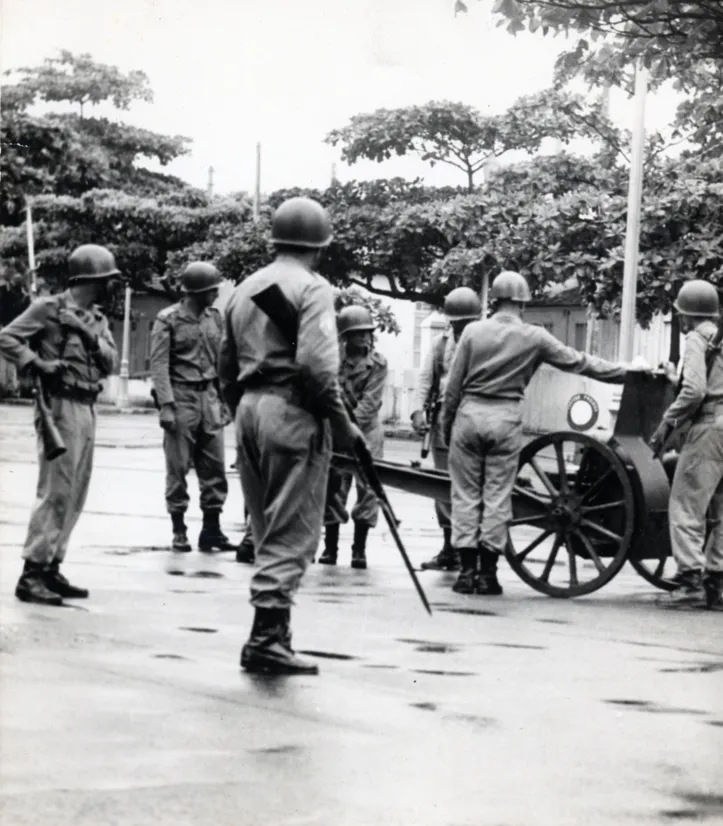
[159,404,177,433]
[335,419,367,452]
[657,361,679,384]
[32,357,66,377]
[649,420,673,455]
[411,410,426,435]
[623,356,653,373]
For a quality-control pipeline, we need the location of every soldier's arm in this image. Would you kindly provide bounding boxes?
[662,331,708,426]
[354,356,388,431]
[538,329,628,384]
[91,317,118,377]
[441,329,471,442]
[296,279,351,432]
[218,305,239,409]
[0,300,52,369]
[413,344,436,413]
[149,317,174,406]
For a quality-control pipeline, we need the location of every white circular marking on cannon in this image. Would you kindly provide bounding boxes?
[567,393,600,431]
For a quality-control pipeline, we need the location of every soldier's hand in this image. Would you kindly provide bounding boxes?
[159,404,177,432]
[220,404,233,427]
[58,309,87,333]
[658,361,679,384]
[411,410,426,435]
[33,357,65,377]
[335,420,366,451]
[649,420,673,455]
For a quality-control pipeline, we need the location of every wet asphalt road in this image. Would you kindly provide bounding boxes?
[1,405,722,826]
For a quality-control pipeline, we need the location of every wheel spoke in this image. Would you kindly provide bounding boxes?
[573,529,606,575]
[654,556,668,578]
[512,529,554,563]
[579,467,614,504]
[540,535,563,583]
[510,512,548,527]
[553,442,569,494]
[565,537,579,587]
[514,485,552,508]
[581,500,626,514]
[580,518,623,544]
[530,458,559,497]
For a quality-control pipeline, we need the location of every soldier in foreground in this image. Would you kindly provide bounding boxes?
[220,197,363,676]
[0,245,119,605]
[650,280,723,608]
[411,287,481,571]
[442,271,643,597]
[319,305,388,569]
[150,262,236,555]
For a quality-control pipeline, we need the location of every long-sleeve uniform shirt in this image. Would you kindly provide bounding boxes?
[149,302,223,406]
[442,312,627,442]
[0,290,117,390]
[414,330,457,413]
[340,350,388,436]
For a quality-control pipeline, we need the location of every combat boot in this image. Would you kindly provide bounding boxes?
[476,546,503,596]
[452,549,478,594]
[170,513,192,553]
[15,561,63,606]
[658,569,706,608]
[236,525,255,565]
[44,559,89,599]
[198,510,237,553]
[703,570,723,610]
[240,607,319,675]
[420,529,459,571]
[351,521,369,570]
[318,524,339,566]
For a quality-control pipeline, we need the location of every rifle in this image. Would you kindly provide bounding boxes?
[653,319,723,459]
[251,283,432,615]
[35,375,66,461]
[420,397,441,460]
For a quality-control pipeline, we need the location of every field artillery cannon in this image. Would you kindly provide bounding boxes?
[334,373,681,599]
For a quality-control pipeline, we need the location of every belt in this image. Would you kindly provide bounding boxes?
[171,379,214,390]
[242,384,304,406]
[51,384,99,405]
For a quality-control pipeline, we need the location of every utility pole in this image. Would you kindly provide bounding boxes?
[117,284,132,409]
[207,166,214,197]
[253,142,261,223]
[618,66,648,362]
[25,198,37,297]
[331,162,338,185]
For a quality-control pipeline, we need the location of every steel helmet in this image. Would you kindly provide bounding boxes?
[271,197,333,248]
[673,280,720,317]
[337,305,375,336]
[490,270,532,303]
[181,262,221,294]
[444,287,482,320]
[68,244,121,281]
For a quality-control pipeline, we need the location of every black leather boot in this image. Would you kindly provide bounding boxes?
[351,521,369,569]
[452,549,478,594]
[476,546,503,596]
[240,608,319,675]
[421,528,458,571]
[703,570,722,610]
[171,512,191,553]
[658,569,705,607]
[319,524,339,565]
[44,559,89,599]
[236,524,255,564]
[15,560,63,606]
[199,510,237,553]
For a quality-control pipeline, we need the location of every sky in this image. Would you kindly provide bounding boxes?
[2,0,683,195]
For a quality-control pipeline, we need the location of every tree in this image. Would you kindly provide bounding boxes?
[472,0,723,85]
[325,91,622,192]
[1,52,190,224]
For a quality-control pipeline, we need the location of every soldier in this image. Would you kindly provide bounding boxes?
[0,244,119,605]
[220,196,363,675]
[411,287,482,571]
[150,262,236,555]
[318,305,388,569]
[650,280,723,609]
[442,271,643,596]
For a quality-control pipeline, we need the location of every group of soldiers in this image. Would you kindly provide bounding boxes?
[0,195,721,678]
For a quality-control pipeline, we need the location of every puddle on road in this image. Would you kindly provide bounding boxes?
[105,546,169,555]
[251,744,305,756]
[444,713,497,730]
[437,607,499,617]
[188,571,225,579]
[537,618,570,625]
[412,669,477,677]
[168,589,208,594]
[486,642,547,651]
[605,699,707,716]
[660,791,723,822]
[153,653,190,661]
[315,598,346,604]
[59,603,90,612]
[415,644,459,654]
[659,662,723,674]
[363,664,399,670]
[411,702,438,711]
[705,720,723,728]
[297,650,358,661]
[179,627,219,634]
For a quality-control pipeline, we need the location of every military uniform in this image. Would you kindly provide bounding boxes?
[322,349,387,559]
[150,300,229,540]
[442,310,627,594]
[661,319,723,604]
[0,289,117,592]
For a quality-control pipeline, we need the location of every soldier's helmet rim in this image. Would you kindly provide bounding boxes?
[490,270,532,303]
[337,304,375,335]
[271,196,333,249]
[444,286,482,320]
[673,279,720,317]
[68,244,121,281]
[181,261,222,294]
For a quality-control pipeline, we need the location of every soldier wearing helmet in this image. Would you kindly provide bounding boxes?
[150,261,237,557]
[319,304,388,569]
[411,286,482,572]
[219,196,364,676]
[0,244,120,606]
[650,279,723,609]
[441,270,641,597]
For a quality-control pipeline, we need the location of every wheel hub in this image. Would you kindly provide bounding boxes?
[549,495,581,531]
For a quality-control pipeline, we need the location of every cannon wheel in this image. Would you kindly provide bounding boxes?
[628,554,676,592]
[505,432,636,598]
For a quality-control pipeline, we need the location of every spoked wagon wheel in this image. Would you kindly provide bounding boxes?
[628,553,676,592]
[505,431,636,598]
